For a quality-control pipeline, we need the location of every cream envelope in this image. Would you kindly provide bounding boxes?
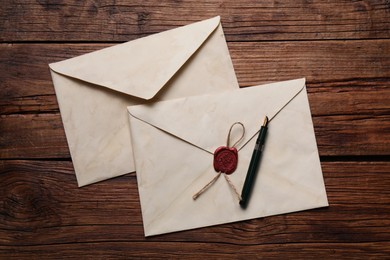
[49,16,239,187]
[128,78,328,236]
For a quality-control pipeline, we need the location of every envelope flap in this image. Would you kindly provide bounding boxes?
[128,78,306,153]
[49,16,221,100]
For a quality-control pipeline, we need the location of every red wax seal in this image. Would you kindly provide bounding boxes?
[213,146,238,175]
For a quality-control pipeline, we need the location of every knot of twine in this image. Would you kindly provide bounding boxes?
[192,122,245,201]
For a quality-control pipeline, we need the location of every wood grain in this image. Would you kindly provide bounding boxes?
[1,40,389,114]
[1,242,389,259]
[1,0,389,258]
[0,160,389,258]
[1,0,389,42]
[0,114,69,159]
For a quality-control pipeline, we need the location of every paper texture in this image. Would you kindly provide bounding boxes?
[49,16,239,186]
[128,78,328,236]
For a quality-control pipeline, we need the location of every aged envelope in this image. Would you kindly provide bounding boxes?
[128,78,328,236]
[49,16,239,186]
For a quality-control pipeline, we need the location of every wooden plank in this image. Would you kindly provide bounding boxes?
[0,0,389,42]
[0,114,69,158]
[1,41,389,115]
[0,43,99,115]
[314,114,389,156]
[0,160,389,257]
[1,112,389,159]
[229,40,390,88]
[1,242,389,259]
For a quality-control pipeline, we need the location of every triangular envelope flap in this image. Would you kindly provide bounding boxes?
[128,78,306,153]
[49,16,221,100]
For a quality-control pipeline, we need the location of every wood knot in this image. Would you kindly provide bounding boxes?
[2,182,61,230]
[137,12,150,30]
[36,0,63,11]
[385,0,390,11]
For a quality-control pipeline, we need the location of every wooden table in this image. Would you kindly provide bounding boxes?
[1,1,389,258]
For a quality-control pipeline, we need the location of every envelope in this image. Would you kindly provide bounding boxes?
[49,16,239,186]
[128,78,328,236]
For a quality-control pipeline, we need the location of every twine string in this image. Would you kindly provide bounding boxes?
[192,122,245,201]
[192,172,221,200]
[226,122,245,148]
[223,174,242,201]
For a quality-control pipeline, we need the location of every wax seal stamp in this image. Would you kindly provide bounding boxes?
[213,146,238,175]
[192,122,246,201]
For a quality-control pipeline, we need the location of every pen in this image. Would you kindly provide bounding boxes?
[240,116,269,208]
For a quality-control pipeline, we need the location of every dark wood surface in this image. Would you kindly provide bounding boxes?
[1,1,389,259]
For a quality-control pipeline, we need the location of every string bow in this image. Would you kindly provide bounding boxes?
[193,122,245,200]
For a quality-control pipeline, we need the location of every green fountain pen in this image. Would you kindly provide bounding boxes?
[240,116,269,208]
